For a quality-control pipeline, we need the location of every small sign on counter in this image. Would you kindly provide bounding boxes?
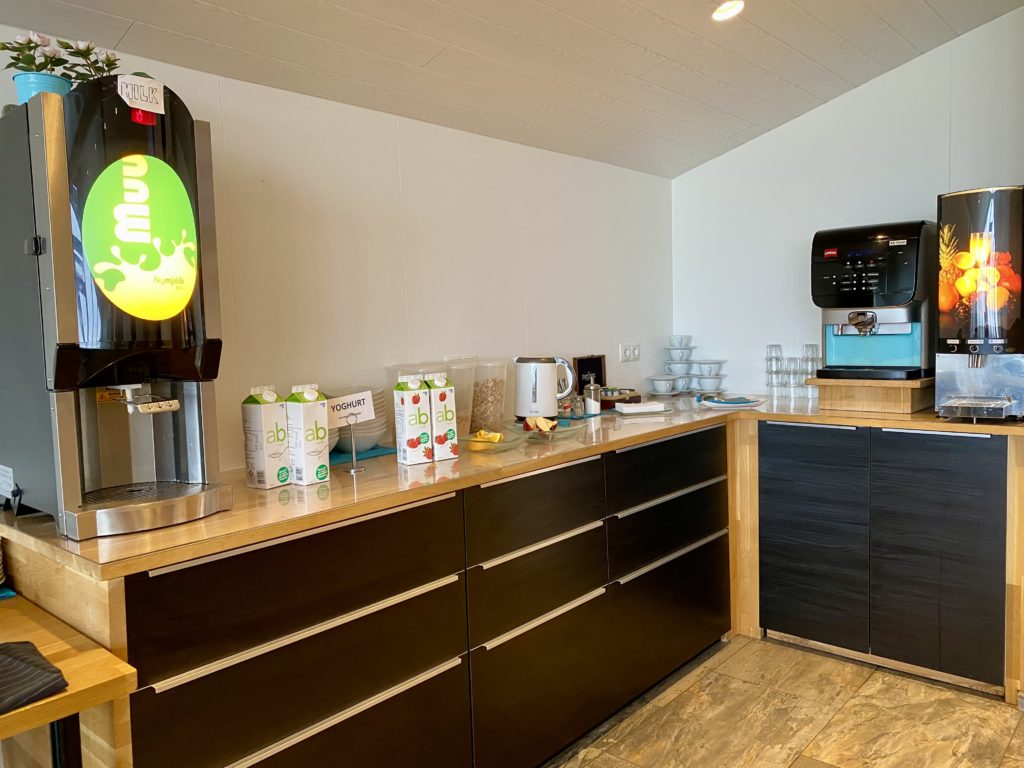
[327,391,376,428]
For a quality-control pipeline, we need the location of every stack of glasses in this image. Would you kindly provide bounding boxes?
[765,344,820,397]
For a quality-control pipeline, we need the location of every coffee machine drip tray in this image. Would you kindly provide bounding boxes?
[59,481,233,541]
[817,366,931,380]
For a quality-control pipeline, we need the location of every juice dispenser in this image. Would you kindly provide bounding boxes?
[0,77,230,539]
[935,186,1024,420]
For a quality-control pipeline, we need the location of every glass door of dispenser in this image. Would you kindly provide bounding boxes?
[938,187,1024,354]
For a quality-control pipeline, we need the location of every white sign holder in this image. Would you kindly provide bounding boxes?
[327,390,377,476]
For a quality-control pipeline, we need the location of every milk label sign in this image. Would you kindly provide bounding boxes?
[81,154,198,321]
[116,75,165,114]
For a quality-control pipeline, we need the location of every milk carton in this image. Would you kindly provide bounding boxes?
[427,376,459,461]
[241,386,290,489]
[286,384,330,485]
[394,378,433,465]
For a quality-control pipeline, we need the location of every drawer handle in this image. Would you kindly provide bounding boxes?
[225,656,464,768]
[610,475,726,520]
[613,528,728,586]
[477,520,604,570]
[613,423,724,454]
[880,428,991,439]
[147,492,459,576]
[478,588,606,652]
[765,421,856,431]
[479,455,600,488]
[149,572,461,693]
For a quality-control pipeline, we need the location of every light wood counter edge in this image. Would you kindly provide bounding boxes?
[5,407,1024,581]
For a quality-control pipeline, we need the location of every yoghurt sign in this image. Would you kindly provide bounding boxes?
[81,154,198,322]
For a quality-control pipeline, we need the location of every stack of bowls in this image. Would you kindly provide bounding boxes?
[327,387,389,453]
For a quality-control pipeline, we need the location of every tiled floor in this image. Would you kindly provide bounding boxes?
[543,637,1024,768]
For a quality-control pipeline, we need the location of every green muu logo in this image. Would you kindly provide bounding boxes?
[82,154,199,321]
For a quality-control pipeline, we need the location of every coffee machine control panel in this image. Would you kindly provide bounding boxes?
[811,222,934,309]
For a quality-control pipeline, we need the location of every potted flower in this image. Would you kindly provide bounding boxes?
[0,31,119,104]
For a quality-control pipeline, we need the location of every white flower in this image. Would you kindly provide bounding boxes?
[28,31,50,46]
[73,39,94,52]
[36,45,60,59]
[14,35,28,45]
[99,49,118,63]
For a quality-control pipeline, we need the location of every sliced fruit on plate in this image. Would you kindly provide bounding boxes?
[473,430,504,443]
[523,416,558,432]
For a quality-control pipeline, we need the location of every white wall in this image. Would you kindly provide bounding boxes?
[0,24,672,470]
[672,7,1024,396]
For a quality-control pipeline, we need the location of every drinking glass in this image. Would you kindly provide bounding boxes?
[802,344,819,360]
[766,357,783,373]
[766,344,783,359]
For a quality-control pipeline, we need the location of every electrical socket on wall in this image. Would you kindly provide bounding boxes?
[618,343,641,363]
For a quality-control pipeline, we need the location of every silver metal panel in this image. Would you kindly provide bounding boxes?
[935,353,1024,419]
[59,481,232,540]
[820,305,923,326]
[194,121,222,340]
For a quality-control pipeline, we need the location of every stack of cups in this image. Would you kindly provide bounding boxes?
[766,345,783,394]
[802,344,820,399]
[766,344,820,398]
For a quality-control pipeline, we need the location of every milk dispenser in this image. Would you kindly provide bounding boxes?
[0,77,230,539]
[935,186,1024,419]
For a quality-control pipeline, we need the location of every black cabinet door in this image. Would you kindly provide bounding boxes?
[870,428,1006,685]
[758,422,870,652]
[257,659,473,768]
[606,533,731,701]
[464,457,606,565]
[604,426,726,513]
[471,590,620,768]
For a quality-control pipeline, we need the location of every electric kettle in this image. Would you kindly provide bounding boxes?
[514,356,576,420]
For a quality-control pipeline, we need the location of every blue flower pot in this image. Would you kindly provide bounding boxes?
[13,72,72,104]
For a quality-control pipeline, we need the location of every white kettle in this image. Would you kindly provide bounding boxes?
[514,356,576,420]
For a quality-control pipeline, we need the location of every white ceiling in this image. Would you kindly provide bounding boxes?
[3,0,1022,177]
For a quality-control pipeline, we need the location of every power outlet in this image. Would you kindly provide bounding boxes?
[630,343,641,362]
[619,343,641,363]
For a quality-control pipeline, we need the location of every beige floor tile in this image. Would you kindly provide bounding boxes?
[598,671,836,768]
[649,635,753,708]
[804,671,1020,768]
[791,758,837,768]
[552,746,604,767]
[1005,718,1024,761]
[586,753,642,768]
[714,639,873,707]
[1001,759,1024,768]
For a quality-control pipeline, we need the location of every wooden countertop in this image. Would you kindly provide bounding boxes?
[3,399,1024,581]
[0,596,136,740]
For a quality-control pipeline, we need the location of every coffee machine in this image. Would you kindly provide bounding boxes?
[811,221,937,379]
[0,77,230,539]
[935,186,1024,420]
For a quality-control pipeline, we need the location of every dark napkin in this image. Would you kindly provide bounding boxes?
[0,641,69,715]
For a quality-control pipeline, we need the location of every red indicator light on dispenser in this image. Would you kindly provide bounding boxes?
[130,108,157,126]
[824,248,838,259]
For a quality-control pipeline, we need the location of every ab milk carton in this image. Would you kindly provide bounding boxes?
[286,384,330,485]
[241,386,290,489]
[395,378,433,465]
[427,376,459,461]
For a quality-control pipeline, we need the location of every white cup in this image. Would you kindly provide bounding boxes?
[697,361,722,376]
[651,378,674,393]
[667,347,692,361]
[698,375,722,390]
[670,334,691,347]
[665,362,690,375]
[673,376,690,392]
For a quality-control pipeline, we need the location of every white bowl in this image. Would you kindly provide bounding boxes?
[670,334,691,347]
[698,375,723,389]
[696,361,724,376]
[334,424,388,453]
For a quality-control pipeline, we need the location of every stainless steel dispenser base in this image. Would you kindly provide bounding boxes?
[57,482,233,540]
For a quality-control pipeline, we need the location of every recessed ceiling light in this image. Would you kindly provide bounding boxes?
[712,0,745,21]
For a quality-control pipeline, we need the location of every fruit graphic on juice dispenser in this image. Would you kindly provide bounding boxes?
[938,224,1020,325]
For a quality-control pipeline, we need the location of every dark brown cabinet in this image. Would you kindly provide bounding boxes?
[124,493,465,685]
[758,422,871,652]
[869,428,1006,685]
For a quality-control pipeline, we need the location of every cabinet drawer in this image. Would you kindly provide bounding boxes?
[255,658,472,768]
[468,522,607,647]
[608,478,727,580]
[130,575,467,768]
[465,457,605,565]
[125,493,465,685]
[607,532,730,700]
[605,426,726,513]
[471,589,620,768]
